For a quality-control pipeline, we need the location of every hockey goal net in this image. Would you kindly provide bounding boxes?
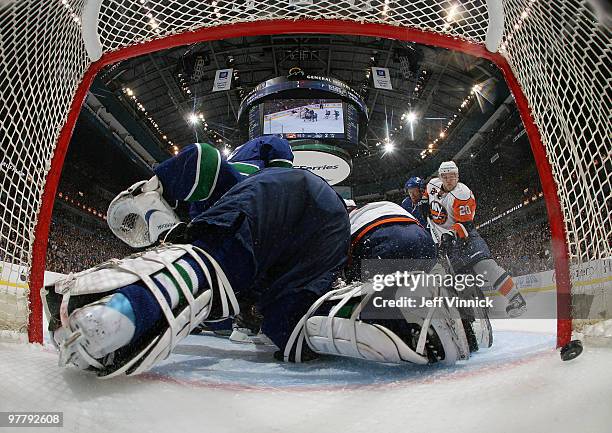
[0,1,609,346]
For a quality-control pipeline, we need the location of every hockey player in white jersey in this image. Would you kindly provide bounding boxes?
[425,161,527,317]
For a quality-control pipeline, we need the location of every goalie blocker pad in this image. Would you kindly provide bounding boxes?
[42,244,239,378]
[284,266,471,366]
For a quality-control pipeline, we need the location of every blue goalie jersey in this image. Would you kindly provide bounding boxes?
[153,136,294,219]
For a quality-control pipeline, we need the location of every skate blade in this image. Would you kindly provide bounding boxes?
[58,330,83,367]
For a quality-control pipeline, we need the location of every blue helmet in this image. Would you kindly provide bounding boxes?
[405,176,425,190]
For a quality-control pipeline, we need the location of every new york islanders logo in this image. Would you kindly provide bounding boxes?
[430,201,448,224]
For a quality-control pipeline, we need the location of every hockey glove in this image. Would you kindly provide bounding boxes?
[439,232,456,252]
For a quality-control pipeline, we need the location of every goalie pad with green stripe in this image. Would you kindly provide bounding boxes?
[42,244,239,377]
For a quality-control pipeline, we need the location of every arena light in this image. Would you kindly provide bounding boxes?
[383,142,395,153]
[124,88,133,96]
[187,113,199,124]
[222,147,231,156]
[439,131,446,138]
[400,111,417,140]
[60,0,81,25]
[471,80,494,112]
[446,3,459,22]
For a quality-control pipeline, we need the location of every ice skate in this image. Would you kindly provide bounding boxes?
[505,292,527,318]
[55,294,136,368]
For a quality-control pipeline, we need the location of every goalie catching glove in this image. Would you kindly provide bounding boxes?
[107,176,181,248]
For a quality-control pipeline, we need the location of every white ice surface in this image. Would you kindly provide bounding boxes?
[1,319,611,433]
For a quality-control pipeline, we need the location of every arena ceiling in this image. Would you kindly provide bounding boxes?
[98,34,510,194]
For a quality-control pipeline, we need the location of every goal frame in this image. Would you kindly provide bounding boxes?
[28,19,572,347]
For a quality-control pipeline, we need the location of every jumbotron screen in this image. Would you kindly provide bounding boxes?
[261,99,345,139]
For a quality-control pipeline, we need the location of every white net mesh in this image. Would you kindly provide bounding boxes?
[501,0,611,263]
[0,0,609,342]
[0,0,89,340]
[96,0,490,49]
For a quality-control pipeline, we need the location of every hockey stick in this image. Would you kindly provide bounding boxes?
[446,251,493,350]
[428,218,493,350]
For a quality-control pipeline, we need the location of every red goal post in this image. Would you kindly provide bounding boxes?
[0,1,608,348]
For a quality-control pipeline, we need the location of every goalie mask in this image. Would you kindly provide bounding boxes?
[107,176,180,248]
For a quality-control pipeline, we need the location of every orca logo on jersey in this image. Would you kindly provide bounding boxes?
[430,201,448,224]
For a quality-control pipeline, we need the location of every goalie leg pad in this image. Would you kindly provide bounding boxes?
[42,244,239,377]
[284,267,470,366]
[305,316,428,364]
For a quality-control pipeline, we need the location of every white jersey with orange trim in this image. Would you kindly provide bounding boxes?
[349,201,419,237]
[425,178,476,241]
